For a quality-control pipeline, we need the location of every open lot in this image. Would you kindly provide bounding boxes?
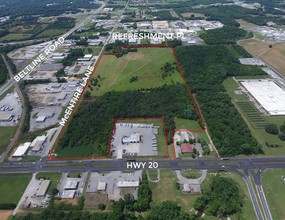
[149,170,200,212]
[89,48,183,96]
[0,126,17,155]
[262,169,285,220]
[241,40,285,76]
[0,174,32,204]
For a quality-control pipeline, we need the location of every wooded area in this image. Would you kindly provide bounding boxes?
[57,85,197,156]
[175,45,264,156]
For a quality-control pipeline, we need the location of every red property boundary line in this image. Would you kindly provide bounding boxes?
[171,129,206,156]
[48,44,204,161]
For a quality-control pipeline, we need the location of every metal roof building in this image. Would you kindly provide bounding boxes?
[64,178,79,190]
[0,113,13,122]
[36,180,51,197]
[12,142,31,157]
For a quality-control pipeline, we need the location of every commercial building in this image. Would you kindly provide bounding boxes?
[239,58,265,66]
[77,54,93,63]
[64,178,79,190]
[36,116,46,123]
[61,190,76,199]
[30,135,47,152]
[122,132,141,144]
[97,181,107,191]
[117,181,140,188]
[36,180,51,197]
[181,143,193,153]
[12,142,31,157]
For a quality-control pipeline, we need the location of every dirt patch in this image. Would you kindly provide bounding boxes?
[124,52,145,61]
[0,210,13,220]
[85,192,108,210]
[170,10,180,18]
[241,40,285,76]
[236,19,258,29]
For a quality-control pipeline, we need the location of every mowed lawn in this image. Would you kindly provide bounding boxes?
[0,126,17,154]
[90,48,183,96]
[262,169,285,220]
[0,174,32,204]
[149,170,200,213]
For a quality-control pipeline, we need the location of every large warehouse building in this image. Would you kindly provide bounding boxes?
[241,80,285,115]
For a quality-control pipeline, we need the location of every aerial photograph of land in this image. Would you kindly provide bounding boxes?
[0,0,284,219]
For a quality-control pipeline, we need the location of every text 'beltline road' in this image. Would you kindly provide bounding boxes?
[14,37,65,82]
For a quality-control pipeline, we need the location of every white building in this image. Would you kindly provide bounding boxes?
[12,142,31,157]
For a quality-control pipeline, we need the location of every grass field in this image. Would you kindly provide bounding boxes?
[0,174,32,204]
[83,46,102,56]
[262,169,285,220]
[89,48,184,96]
[240,39,285,76]
[36,172,61,194]
[180,170,202,179]
[223,77,285,155]
[0,33,32,42]
[149,170,200,213]
[0,126,17,155]
[36,29,68,38]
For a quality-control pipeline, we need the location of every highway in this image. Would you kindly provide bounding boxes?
[0,156,282,220]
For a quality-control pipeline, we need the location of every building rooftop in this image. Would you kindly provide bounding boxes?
[97,181,107,191]
[181,143,193,153]
[12,142,31,157]
[64,178,79,190]
[36,180,51,197]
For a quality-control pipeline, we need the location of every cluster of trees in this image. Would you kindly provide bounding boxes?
[194,176,242,217]
[0,56,8,85]
[265,123,285,142]
[46,17,75,30]
[0,0,100,17]
[149,10,175,20]
[58,85,197,156]
[161,62,175,79]
[19,82,32,133]
[175,45,264,156]
[0,203,16,210]
[200,26,251,45]
[62,49,84,66]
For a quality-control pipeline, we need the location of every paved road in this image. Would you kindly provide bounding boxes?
[0,55,26,162]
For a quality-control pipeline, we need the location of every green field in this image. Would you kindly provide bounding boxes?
[89,48,184,96]
[223,77,285,155]
[84,46,102,56]
[0,174,32,204]
[262,169,285,220]
[0,126,17,154]
[36,172,62,194]
[149,170,200,213]
[36,29,68,38]
[0,33,32,42]
[180,170,202,179]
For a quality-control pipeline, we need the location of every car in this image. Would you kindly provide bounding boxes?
[221,165,225,168]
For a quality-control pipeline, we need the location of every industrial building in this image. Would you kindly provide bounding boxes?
[36,180,51,197]
[12,142,31,157]
[239,58,265,66]
[241,79,285,115]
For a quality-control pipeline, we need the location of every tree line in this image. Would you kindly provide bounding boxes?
[175,45,264,156]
